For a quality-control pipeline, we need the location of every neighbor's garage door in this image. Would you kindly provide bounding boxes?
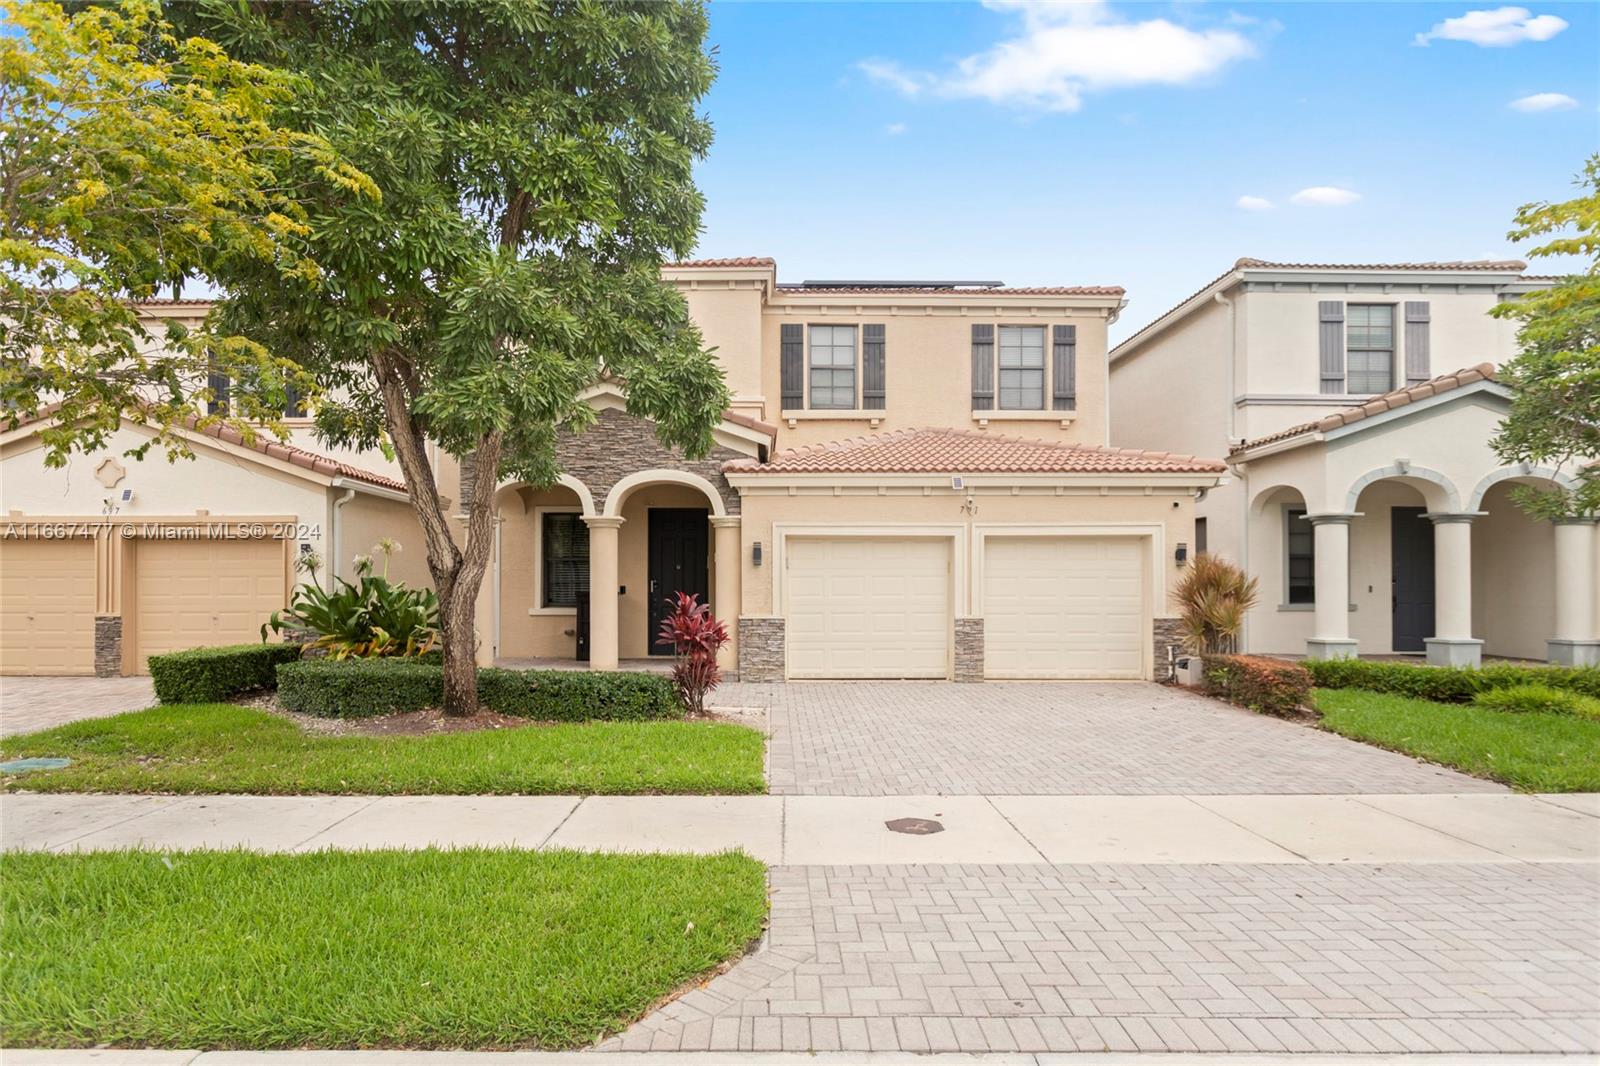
[134,537,287,672]
[0,537,97,675]
[984,536,1144,679]
[785,537,950,679]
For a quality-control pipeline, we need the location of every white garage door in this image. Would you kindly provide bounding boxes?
[0,537,97,675]
[984,536,1145,679]
[134,537,288,672]
[785,537,950,679]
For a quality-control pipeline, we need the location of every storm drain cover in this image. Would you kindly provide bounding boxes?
[885,817,944,835]
[0,758,71,773]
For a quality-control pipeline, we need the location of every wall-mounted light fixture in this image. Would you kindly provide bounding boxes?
[752,541,763,567]
[1175,542,1188,566]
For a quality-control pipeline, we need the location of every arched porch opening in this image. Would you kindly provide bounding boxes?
[1245,485,1314,655]
[493,478,596,664]
[1348,476,1442,658]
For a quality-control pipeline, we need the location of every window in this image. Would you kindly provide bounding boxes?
[998,326,1045,410]
[541,512,589,608]
[1346,304,1394,394]
[808,325,857,409]
[1195,517,1208,556]
[1285,507,1315,604]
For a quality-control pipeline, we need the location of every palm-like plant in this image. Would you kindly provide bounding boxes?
[1174,553,1259,656]
[262,555,439,659]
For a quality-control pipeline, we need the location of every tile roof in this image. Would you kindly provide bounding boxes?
[1233,257,1526,272]
[663,257,776,268]
[719,409,779,437]
[775,284,1124,297]
[1229,363,1498,455]
[725,427,1225,475]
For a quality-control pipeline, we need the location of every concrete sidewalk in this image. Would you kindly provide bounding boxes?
[4,791,1597,863]
[2,1052,1588,1065]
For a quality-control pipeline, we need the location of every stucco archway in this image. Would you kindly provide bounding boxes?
[602,469,727,518]
[1467,465,1578,512]
[496,473,596,516]
[1342,464,1462,514]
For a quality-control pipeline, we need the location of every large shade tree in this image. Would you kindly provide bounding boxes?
[178,0,727,714]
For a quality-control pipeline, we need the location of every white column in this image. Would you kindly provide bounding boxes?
[1306,513,1359,659]
[709,516,741,674]
[1549,518,1600,666]
[1424,513,1482,667]
[583,516,624,671]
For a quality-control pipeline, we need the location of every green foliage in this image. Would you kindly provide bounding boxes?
[1472,684,1600,719]
[1174,555,1259,655]
[276,660,684,721]
[1490,154,1600,518]
[1304,657,1600,702]
[1202,654,1313,717]
[262,556,438,659]
[148,642,303,704]
[0,849,768,1048]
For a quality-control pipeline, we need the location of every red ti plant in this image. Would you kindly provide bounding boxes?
[656,591,730,716]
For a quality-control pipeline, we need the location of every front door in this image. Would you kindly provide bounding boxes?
[1391,506,1435,652]
[647,508,709,655]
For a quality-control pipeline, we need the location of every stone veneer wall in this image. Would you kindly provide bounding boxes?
[1152,617,1186,682]
[737,617,785,682]
[94,616,122,678]
[954,618,984,682]
[556,408,745,515]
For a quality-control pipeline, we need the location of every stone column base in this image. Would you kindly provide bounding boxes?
[737,616,785,683]
[94,616,123,677]
[1306,638,1359,660]
[1152,618,1186,681]
[954,618,984,682]
[1547,639,1600,667]
[1425,637,1483,668]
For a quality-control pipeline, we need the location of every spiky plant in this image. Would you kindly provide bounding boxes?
[1174,553,1260,656]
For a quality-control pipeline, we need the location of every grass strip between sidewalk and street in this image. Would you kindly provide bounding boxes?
[0,848,768,1050]
[0,704,765,795]
[1315,688,1600,792]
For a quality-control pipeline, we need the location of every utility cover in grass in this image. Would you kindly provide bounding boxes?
[0,758,69,772]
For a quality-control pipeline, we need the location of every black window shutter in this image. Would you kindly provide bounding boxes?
[861,324,886,410]
[971,324,995,410]
[1404,301,1430,384]
[780,323,803,410]
[1051,324,1076,411]
[1318,301,1346,394]
[207,366,231,415]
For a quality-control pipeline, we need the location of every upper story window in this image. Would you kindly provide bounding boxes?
[997,326,1046,410]
[1345,304,1394,394]
[808,325,857,409]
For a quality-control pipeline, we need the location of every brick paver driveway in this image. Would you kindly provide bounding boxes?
[716,680,1501,795]
[0,676,155,738]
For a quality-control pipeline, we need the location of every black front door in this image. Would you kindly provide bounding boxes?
[647,508,709,655]
[1391,506,1435,652]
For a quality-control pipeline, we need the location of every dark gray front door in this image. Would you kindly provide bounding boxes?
[647,508,709,656]
[1391,507,1435,652]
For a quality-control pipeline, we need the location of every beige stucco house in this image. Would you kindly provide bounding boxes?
[1109,258,1597,667]
[1,257,1226,681]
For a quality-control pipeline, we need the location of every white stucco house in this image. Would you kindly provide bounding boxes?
[1110,258,1597,668]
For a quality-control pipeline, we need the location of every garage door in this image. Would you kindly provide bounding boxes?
[785,537,950,679]
[134,537,287,671]
[0,537,97,675]
[984,536,1144,679]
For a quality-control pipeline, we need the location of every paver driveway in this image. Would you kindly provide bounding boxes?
[0,676,155,738]
[716,681,1502,795]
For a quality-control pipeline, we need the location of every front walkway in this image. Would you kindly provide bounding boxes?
[0,676,155,737]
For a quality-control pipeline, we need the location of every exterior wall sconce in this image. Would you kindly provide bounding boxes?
[752,541,763,566]
[1175,542,1188,566]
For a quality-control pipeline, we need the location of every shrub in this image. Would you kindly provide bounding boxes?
[1203,654,1313,717]
[1473,684,1600,719]
[656,592,730,716]
[262,554,438,659]
[276,659,684,720]
[1173,554,1259,656]
[1304,658,1600,703]
[150,643,304,704]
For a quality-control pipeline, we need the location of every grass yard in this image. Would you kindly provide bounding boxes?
[0,704,765,795]
[1315,688,1600,792]
[0,848,767,1050]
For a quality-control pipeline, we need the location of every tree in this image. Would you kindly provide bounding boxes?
[179,1,727,715]
[1491,154,1600,518]
[0,0,372,463]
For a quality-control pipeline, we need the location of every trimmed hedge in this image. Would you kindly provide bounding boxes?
[276,659,684,721]
[1203,654,1313,717]
[1472,684,1600,720]
[1305,657,1600,703]
[150,643,304,704]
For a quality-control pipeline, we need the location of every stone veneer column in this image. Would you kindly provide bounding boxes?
[953,618,984,682]
[709,516,741,675]
[1305,513,1358,660]
[1152,617,1186,680]
[583,516,624,671]
[1549,517,1600,666]
[736,617,785,682]
[94,616,123,677]
[1424,513,1483,667]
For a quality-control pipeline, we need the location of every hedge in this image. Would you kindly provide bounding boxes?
[150,643,305,704]
[276,659,684,721]
[1472,684,1600,720]
[1304,657,1600,703]
[1203,654,1313,717]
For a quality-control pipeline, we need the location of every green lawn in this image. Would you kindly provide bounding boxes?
[1315,688,1600,792]
[0,848,766,1049]
[0,704,765,795]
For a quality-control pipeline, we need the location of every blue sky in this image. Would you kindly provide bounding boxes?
[689,1,1598,340]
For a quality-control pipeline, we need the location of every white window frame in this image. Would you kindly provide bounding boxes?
[1345,303,1396,395]
[531,506,584,616]
[806,324,859,410]
[996,325,1047,411]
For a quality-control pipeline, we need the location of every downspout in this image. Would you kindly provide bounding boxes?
[330,487,356,588]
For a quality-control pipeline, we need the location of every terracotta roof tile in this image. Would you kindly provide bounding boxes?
[720,408,778,437]
[1233,257,1526,272]
[775,284,1124,297]
[663,257,776,268]
[726,427,1225,475]
[1229,363,1498,455]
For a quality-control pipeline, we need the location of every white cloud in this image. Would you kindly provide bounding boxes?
[1509,92,1579,112]
[1414,7,1568,46]
[1290,186,1361,207]
[885,122,909,136]
[1236,195,1273,211]
[859,3,1257,113]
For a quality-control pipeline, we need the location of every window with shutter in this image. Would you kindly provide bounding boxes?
[541,512,589,608]
[1051,325,1076,411]
[780,323,804,409]
[1346,304,1394,394]
[971,324,994,410]
[861,324,886,410]
[207,367,231,415]
[808,325,857,409]
[998,326,1046,410]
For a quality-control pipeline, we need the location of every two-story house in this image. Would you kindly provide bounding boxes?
[1,257,1225,681]
[1109,258,1597,668]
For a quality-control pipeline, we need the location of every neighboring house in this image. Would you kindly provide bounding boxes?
[1,257,1226,681]
[1110,258,1597,667]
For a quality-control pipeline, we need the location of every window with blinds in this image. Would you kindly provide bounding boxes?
[541,512,589,608]
[998,325,1046,410]
[1345,304,1394,394]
